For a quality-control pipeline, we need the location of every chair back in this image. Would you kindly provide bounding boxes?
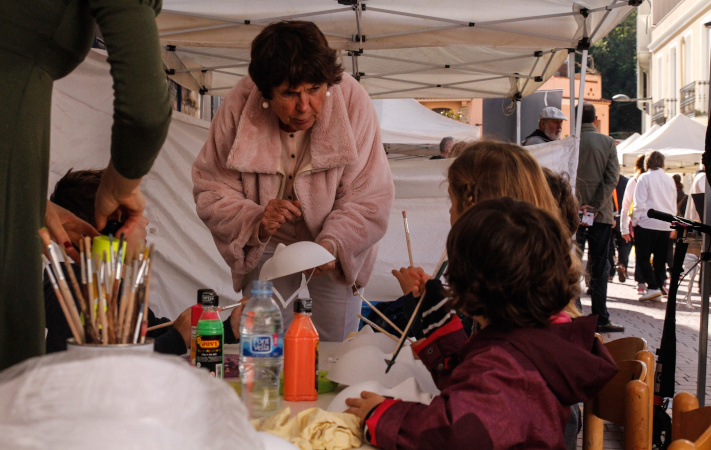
[604,337,654,448]
[583,359,650,450]
[669,392,711,449]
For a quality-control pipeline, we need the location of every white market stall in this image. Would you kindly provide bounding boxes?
[618,115,706,173]
[372,98,480,147]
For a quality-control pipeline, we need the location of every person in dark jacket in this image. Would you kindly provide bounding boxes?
[44,169,243,355]
[522,106,568,146]
[348,198,617,450]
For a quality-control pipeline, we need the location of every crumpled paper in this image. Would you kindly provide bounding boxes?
[252,407,362,450]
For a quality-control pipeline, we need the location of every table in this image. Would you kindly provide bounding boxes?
[224,342,376,449]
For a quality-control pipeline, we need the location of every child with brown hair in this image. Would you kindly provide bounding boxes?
[346,198,617,449]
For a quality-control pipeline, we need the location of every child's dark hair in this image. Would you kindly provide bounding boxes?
[543,168,579,237]
[49,169,102,227]
[445,197,581,329]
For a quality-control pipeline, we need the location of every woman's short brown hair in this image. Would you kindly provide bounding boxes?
[249,21,343,100]
[447,140,560,219]
[635,153,646,174]
[645,150,665,171]
[446,197,581,329]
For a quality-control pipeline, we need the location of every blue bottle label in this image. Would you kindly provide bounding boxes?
[241,334,283,357]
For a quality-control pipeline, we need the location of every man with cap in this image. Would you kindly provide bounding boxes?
[522,106,568,146]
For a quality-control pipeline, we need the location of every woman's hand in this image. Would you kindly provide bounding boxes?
[94,159,145,240]
[345,391,386,422]
[308,240,336,276]
[45,201,99,262]
[259,199,302,239]
[391,266,429,296]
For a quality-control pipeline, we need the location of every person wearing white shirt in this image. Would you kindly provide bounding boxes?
[684,168,706,223]
[631,151,677,301]
[620,154,647,293]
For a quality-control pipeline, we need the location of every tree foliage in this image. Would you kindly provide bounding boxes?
[589,10,641,137]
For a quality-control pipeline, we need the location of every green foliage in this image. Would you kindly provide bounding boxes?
[589,10,642,135]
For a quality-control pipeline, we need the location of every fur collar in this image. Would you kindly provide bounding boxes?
[226,75,360,174]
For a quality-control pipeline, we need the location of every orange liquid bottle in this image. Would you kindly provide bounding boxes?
[284,298,319,401]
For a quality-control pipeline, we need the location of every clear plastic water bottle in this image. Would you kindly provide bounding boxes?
[239,280,284,418]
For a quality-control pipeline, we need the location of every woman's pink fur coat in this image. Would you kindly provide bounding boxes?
[192,73,395,292]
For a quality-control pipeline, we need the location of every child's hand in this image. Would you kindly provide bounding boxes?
[345,391,386,422]
[391,266,430,296]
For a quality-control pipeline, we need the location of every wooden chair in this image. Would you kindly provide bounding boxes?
[583,359,651,449]
[668,392,711,449]
[603,336,655,448]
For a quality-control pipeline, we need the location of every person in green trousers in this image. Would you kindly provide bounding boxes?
[0,0,171,370]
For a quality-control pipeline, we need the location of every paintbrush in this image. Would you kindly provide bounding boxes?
[139,245,155,343]
[97,260,110,344]
[43,255,84,344]
[402,211,414,267]
[385,250,448,373]
[39,229,84,344]
[357,314,400,344]
[352,285,414,344]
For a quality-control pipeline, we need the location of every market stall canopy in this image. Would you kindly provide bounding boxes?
[372,98,480,144]
[158,0,637,99]
[616,132,640,152]
[619,115,706,172]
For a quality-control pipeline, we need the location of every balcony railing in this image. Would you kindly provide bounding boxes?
[680,81,710,118]
[652,99,667,126]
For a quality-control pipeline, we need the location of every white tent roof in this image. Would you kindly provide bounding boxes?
[372,98,480,144]
[619,115,705,171]
[158,0,636,99]
[615,132,640,152]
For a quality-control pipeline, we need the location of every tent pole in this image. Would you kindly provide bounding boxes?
[516,100,521,145]
[575,49,588,138]
[698,52,711,405]
[568,50,575,136]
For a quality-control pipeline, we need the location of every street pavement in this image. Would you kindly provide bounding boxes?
[576,256,711,448]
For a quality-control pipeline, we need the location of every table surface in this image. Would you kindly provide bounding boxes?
[224,342,376,449]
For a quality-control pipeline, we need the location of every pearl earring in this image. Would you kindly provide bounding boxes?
[326,91,331,97]
[262,101,269,109]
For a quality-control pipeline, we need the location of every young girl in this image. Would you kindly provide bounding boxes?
[346,198,618,449]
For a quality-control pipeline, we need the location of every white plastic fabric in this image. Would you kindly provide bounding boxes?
[0,351,263,450]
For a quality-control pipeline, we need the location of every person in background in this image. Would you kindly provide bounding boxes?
[447,140,470,159]
[431,136,454,159]
[46,169,244,355]
[346,198,618,449]
[522,106,568,146]
[0,1,171,370]
[630,151,677,302]
[621,154,647,295]
[685,165,706,222]
[192,21,394,342]
[673,174,688,217]
[608,174,630,283]
[574,102,623,333]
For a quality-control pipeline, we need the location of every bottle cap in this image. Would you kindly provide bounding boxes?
[197,288,215,304]
[202,292,219,307]
[294,298,312,313]
[251,280,273,296]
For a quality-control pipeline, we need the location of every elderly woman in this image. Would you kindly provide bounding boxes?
[192,21,394,341]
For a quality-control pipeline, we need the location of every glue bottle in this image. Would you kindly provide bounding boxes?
[195,291,224,378]
[284,298,319,401]
[191,289,213,366]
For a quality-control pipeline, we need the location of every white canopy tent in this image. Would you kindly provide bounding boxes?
[615,132,640,152]
[158,0,636,101]
[618,114,706,172]
[372,98,480,145]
